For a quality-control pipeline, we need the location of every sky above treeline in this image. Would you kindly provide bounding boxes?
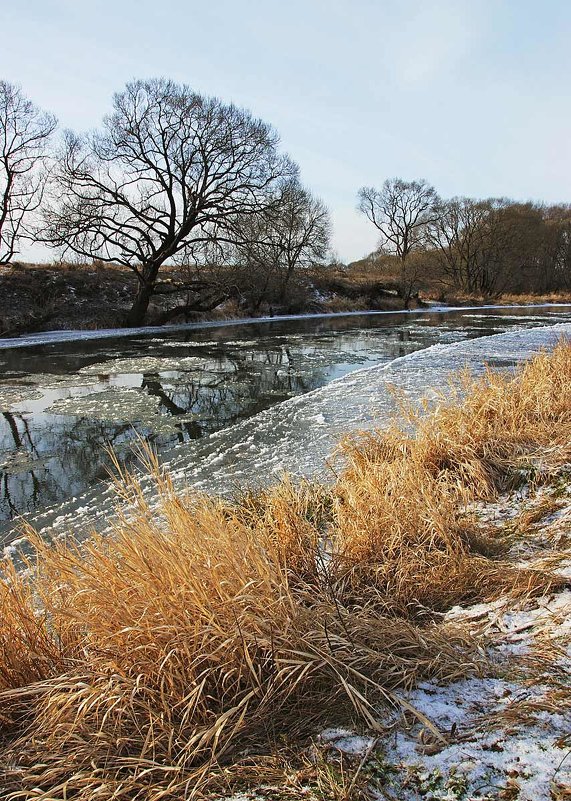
[1,0,570,263]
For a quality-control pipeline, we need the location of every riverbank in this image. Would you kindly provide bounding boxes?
[0,340,569,799]
[0,262,406,337]
[2,261,571,338]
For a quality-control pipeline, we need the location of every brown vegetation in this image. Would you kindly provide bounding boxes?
[0,261,138,335]
[0,260,414,338]
[0,342,570,798]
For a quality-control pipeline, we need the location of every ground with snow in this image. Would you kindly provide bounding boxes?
[218,471,571,801]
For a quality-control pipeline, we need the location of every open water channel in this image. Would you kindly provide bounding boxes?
[2,305,571,545]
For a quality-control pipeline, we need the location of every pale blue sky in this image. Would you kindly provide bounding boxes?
[1,0,570,262]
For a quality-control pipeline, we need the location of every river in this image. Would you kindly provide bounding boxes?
[2,305,571,546]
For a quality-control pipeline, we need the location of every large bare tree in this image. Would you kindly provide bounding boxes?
[44,78,296,325]
[358,178,439,306]
[0,82,56,265]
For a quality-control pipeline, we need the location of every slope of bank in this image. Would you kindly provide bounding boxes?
[0,263,407,337]
[2,261,571,339]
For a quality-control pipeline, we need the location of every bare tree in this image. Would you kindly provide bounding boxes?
[43,78,296,325]
[272,180,330,302]
[358,178,439,307]
[0,82,56,265]
[233,179,330,310]
[427,197,492,293]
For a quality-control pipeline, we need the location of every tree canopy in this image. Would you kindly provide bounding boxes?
[44,78,297,324]
[0,81,56,265]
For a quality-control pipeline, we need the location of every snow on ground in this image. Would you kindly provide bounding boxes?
[310,472,571,801]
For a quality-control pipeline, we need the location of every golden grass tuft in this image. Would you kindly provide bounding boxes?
[331,340,571,611]
[0,340,570,799]
[0,477,480,799]
[233,477,330,583]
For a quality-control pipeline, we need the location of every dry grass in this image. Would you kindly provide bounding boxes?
[497,291,571,305]
[0,462,481,799]
[429,290,571,306]
[330,341,571,612]
[1,342,570,799]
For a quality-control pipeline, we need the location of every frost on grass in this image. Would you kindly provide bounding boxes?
[318,728,376,756]
[382,671,570,801]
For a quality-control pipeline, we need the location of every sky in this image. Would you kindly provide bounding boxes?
[1,0,570,263]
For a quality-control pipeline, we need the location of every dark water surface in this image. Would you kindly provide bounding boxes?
[2,306,571,527]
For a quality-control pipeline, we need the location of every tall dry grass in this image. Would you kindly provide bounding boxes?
[0,476,476,799]
[332,341,571,611]
[0,341,570,799]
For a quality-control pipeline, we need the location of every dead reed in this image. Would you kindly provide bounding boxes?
[332,340,571,611]
[0,340,569,799]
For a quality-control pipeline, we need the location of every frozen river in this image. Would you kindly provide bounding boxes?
[1,306,571,546]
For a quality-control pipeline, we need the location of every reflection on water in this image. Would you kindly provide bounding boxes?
[1,307,571,525]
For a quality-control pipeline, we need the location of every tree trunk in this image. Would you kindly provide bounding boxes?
[154,291,229,325]
[279,263,296,304]
[124,263,161,326]
[124,282,155,326]
[399,256,412,310]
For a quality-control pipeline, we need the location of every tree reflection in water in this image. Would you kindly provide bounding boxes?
[0,335,340,522]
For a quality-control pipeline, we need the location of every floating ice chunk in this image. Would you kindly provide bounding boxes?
[79,355,208,376]
[0,385,44,409]
[47,387,162,423]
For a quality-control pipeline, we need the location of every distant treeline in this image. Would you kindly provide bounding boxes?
[358,180,571,305]
[1,79,570,326]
